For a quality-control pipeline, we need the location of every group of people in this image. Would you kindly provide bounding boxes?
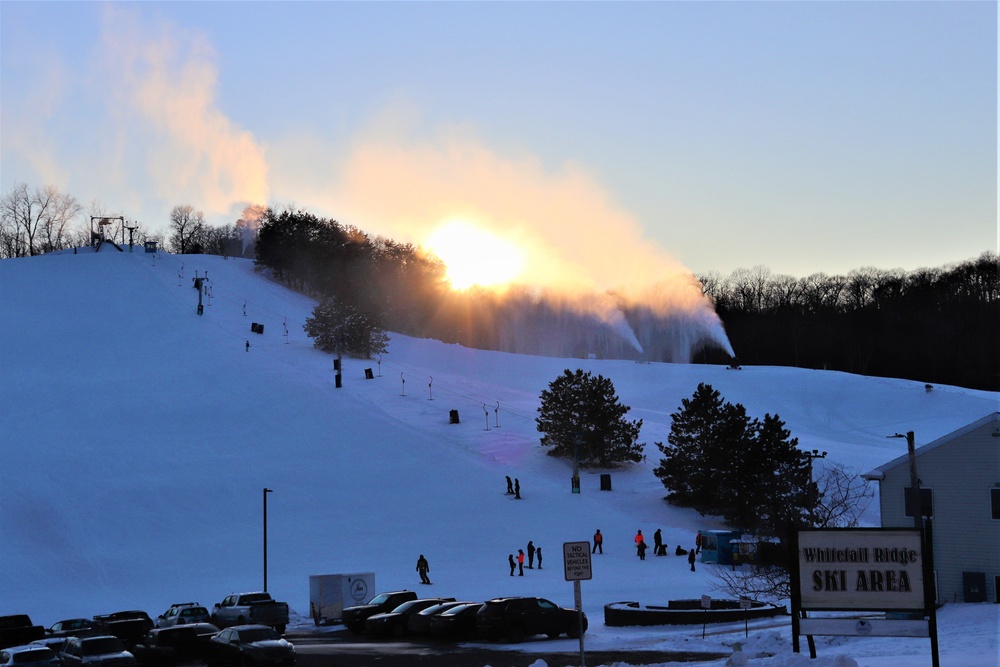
[508,540,542,576]
[628,529,699,570]
[504,475,521,499]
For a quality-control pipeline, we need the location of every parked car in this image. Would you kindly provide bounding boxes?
[211,594,288,634]
[0,616,45,650]
[0,645,61,667]
[207,625,293,667]
[59,636,135,667]
[92,613,153,649]
[364,598,455,638]
[341,591,417,635]
[405,601,472,635]
[29,638,69,660]
[428,602,483,640]
[152,607,197,631]
[475,597,587,643]
[152,608,208,630]
[45,621,109,641]
[130,624,219,667]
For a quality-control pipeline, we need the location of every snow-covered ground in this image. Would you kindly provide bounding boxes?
[1,250,997,667]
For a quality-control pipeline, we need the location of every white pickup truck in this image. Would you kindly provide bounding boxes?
[211,592,289,634]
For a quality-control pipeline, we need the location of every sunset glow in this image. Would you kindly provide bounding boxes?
[425,220,525,290]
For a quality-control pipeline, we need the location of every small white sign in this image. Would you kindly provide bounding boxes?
[701,595,712,609]
[563,541,592,581]
[739,597,752,610]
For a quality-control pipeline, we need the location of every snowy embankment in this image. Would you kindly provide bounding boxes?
[0,250,997,667]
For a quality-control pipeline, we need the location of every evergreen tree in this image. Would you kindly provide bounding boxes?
[653,383,741,513]
[303,296,389,358]
[536,369,644,467]
[654,384,816,535]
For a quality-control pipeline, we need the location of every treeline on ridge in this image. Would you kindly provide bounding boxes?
[697,256,999,391]
[253,208,701,362]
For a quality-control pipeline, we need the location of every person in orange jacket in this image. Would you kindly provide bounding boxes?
[517,549,525,576]
[634,530,645,547]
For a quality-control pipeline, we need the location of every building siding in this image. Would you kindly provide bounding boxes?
[875,416,1000,604]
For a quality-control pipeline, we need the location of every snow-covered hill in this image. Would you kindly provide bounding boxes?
[1,250,997,667]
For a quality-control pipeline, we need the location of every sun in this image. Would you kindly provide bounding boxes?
[424,220,525,290]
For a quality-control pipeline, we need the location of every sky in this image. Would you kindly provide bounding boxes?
[1,248,999,666]
[1,1,997,283]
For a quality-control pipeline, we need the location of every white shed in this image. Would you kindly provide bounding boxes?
[862,412,1000,604]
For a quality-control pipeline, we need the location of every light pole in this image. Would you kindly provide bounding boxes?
[263,488,273,592]
[888,431,921,530]
[804,450,827,526]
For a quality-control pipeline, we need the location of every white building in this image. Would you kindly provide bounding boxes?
[862,412,1000,604]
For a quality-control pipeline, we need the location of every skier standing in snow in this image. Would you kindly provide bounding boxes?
[688,548,697,571]
[416,555,431,584]
[536,547,542,569]
[508,554,516,576]
[527,541,535,569]
[593,529,603,554]
[653,529,663,556]
[517,549,525,576]
[514,478,521,499]
[506,476,513,494]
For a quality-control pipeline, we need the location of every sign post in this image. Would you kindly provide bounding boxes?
[792,528,938,667]
[563,541,591,667]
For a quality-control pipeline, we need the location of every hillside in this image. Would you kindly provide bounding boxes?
[1,249,997,666]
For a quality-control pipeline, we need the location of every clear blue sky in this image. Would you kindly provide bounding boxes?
[2,1,995,279]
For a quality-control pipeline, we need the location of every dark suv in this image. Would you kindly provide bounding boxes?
[475,597,587,643]
[341,591,417,634]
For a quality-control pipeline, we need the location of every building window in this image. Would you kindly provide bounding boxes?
[903,487,933,518]
[991,488,1000,521]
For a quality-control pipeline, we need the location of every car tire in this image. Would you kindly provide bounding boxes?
[566,619,585,639]
[275,625,286,634]
[546,631,561,638]
[506,624,525,644]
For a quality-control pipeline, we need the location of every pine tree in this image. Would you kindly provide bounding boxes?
[303,296,389,358]
[654,384,816,535]
[536,369,644,467]
[653,383,741,513]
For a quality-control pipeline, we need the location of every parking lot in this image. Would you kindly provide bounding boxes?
[286,626,729,666]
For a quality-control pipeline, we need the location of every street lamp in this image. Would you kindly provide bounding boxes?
[887,431,922,530]
[804,450,827,526]
[263,488,273,592]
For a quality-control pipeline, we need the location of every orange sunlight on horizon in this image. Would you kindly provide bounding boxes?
[424,220,525,290]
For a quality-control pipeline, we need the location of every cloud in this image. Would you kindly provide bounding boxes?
[95,6,269,217]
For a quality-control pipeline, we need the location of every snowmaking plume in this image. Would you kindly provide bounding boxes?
[332,125,734,362]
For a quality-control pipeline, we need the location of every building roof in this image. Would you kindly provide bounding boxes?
[861,412,1000,481]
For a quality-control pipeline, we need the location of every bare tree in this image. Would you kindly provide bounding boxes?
[169,205,205,254]
[0,183,81,257]
[710,462,873,604]
[812,462,875,529]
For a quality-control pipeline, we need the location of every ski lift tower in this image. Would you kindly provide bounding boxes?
[91,216,124,247]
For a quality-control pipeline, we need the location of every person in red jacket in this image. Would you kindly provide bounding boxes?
[517,549,525,576]
[593,529,603,554]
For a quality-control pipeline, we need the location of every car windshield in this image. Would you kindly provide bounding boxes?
[12,649,55,663]
[367,594,390,605]
[236,628,277,643]
[81,639,125,655]
[390,600,420,613]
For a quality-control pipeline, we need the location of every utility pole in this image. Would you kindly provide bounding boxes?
[889,431,921,530]
[263,488,273,592]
